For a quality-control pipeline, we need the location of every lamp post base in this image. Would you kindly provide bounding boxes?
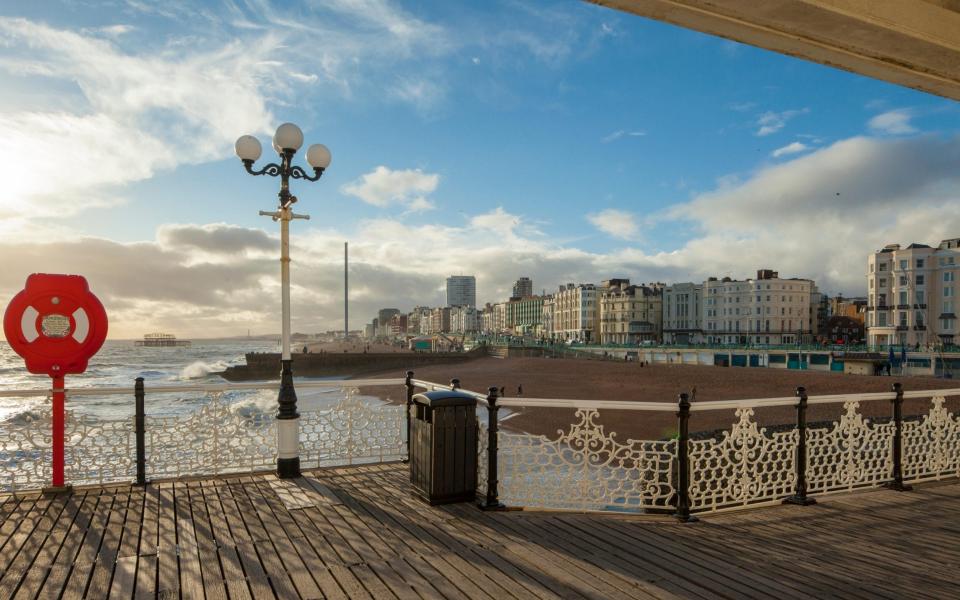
[42,485,73,495]
[277,457,301,479]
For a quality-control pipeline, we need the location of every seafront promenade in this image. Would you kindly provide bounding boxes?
[1,464,958,599]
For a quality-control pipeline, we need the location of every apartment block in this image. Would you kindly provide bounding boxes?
[506,295,545,335]
[552,283,598,342]
[446,275,476,307]
[866,239,960,347]
[449,305,478,334]
[598,281,662,345]
[702,269,818,345]
[663,283,704,344]
[512,277,533,299]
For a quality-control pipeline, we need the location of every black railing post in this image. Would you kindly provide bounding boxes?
[785,386,816,505]
[673,392,697,522]
[404,371,414,464]
[451,378,461,390]
[885,382,913,492]
[135,377,146,486]
[481,386,505,510]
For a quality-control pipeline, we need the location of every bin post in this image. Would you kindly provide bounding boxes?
[481,387,505,510]
[784,386,816,505]
[673,392,697,522]
[884,382,913,492]
[135,377,146,486]
[404,370,414,464]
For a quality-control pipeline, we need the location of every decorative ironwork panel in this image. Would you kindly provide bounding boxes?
[498,409,675,512]
[146,392,276,479]
[0,395,135,492]
[807,401,893,494]
[903,396,960,482]
[299,388,405,468]
[689,408,797,512]
[477,419,488,497]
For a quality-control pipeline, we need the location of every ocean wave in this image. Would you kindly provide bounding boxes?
[177,360,230,380]
[229,392,276,420]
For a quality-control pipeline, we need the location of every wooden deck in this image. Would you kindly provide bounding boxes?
[1,464,958,600]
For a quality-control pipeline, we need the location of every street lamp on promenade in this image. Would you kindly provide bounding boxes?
[235,123,331,479]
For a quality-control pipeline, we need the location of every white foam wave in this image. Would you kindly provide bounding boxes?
[177,360,230,380]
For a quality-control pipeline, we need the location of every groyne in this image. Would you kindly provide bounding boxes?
[220,348,486,380]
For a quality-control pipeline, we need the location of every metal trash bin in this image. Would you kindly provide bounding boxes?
[409,390,477,504]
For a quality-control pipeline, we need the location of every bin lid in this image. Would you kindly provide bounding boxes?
[413,390,477,407]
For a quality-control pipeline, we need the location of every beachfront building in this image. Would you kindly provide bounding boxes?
[663,282,704,344]
[866,239,960,348]
[552,283,598,343]
[446,275,476,307]
[541,296,555,340]
[506,295,545,336]
[377,308,400,337]
[387,314,407,338]
[703,269,818,345]
[598,280,662,345]
[428,307,451,334]
[449,305,478,334]
[511,277,533,300]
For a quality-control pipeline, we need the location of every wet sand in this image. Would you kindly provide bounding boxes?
[358,356,960,441]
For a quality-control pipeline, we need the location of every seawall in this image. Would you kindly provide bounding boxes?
[220,348,486,381]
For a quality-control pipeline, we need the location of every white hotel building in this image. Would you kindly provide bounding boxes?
[866,239,960,348]
[702,270,819,345]
[551,283,598,342]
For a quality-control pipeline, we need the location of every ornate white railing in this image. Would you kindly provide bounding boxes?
[0,379,407,492]
[482,387,960,516]
[4,376,959,520]
[493,398,677,512]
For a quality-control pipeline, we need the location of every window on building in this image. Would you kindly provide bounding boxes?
[870,280,874,289]
[917,259,925,268]
[879,263,888,271]
[900,260,908,270]
[916,312,924,326]
[916,275,924,286]
[899,312,907,326]
[899,276,908,286]
[878,312,887,326]
[946,287,953,298]
[941,319,953,331]
[900,291,908,305]
[879,279,886,288]
[917,290,925,305]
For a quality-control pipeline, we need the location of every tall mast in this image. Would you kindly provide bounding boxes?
[344,242,349,339]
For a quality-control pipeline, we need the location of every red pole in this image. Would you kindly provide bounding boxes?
[51,375,65,488]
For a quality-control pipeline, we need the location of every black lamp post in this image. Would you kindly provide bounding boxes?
[235,123,331,479]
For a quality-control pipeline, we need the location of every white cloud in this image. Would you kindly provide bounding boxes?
[601,129,646,143]
[771,142,809,158]
[587,209,639,239]
[4,135,959,338]
[868,109,917,135]
[341,166,440,210]
[756,108,809,136]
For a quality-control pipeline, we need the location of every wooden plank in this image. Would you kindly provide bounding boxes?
[174,481,207,600]
[85,490,132,598]
[12,492,86,599]
[37,492,103,598]
[155,484,179,599]
[61,490,117,599]
[188,482,228,600]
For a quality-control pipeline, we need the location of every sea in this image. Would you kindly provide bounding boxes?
[0,339,395,426]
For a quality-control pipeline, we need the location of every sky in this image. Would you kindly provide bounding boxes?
[0,0,959,339]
